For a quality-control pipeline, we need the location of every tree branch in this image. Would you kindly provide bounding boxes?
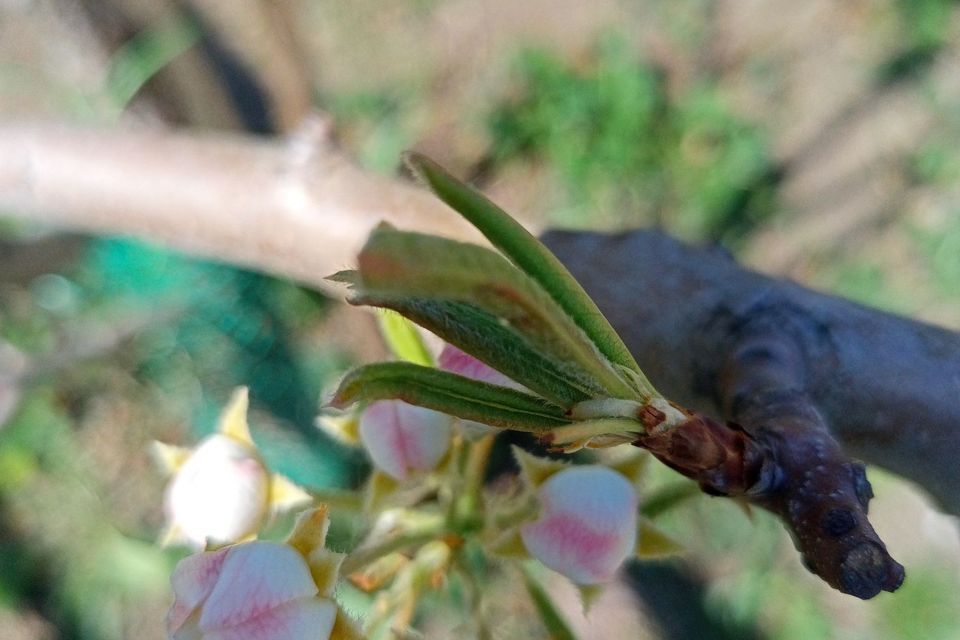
[0,121,484,296]
[542,230,960,520]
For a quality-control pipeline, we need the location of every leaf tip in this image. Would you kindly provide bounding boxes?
[401,150,430,178]
[326,269,360,286]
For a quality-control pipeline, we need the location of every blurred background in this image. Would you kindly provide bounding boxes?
[1,1,959,638]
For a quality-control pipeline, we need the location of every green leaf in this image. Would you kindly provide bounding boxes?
[328,362,572,431]
[405,152,648,385]
[355,295,600,406]
[520,564,579,640]
[353,227,636,399]
[640,482,700,519]
[376,310,433,366]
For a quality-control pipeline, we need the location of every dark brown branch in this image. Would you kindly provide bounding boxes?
[542,229,960,516]
[543,229,960,598]
[719,318,903,598]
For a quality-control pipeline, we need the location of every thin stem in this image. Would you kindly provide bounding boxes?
[305,487,364,512]
[453,433,496,531]
[491,495,538,530]
[342,512,448,575]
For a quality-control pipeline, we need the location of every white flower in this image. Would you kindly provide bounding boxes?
[358,400,453,481]
[520,465,638,584]
[165,433,269,548]
[154,388,310,548]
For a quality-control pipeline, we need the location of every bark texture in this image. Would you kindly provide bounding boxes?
[542,230,960,516]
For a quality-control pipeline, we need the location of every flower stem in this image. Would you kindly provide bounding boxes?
[453,434,495,532]
[342,513,448,575]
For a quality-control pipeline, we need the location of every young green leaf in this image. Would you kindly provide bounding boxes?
[355,295,602,406]
[353,227,636,399]
[329,362,573,431]
[376,310,433,366]
[405,151,645,380]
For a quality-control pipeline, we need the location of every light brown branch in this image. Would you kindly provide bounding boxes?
[0,121,486,295]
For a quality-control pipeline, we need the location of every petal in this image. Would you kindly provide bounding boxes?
[359,400,452,481]
[437,344,523,390]
[168,547,230,633]
[165,435,270,547]
[199,542,318,631]
[204,598,337,640]
[521,465,637,584]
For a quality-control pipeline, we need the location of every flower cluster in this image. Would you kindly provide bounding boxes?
[149,153,697,638]
[157,347,677,637]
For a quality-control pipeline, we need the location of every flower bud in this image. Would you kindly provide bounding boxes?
[168,540,337,640]
[165,434,269,548]
[359,400,453,481]
[167,507,357,640]
[155,388,309,548]
[521,465,637,584]
[438,344,523,437]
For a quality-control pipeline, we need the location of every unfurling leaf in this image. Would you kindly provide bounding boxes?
[351,227,636,399]
[405,152,648,389]
[377,310,433,366]
[353,295,597,406]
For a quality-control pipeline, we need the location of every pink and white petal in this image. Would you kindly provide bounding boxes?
[204,598,337,640]
[521,466,637,584]
[437,344,524,390]
[359,401,452,481]
[199,542,318,631]
[168,547,231,632]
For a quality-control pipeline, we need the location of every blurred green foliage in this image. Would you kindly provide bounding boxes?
[488,36,776,244]
[104,16,200,115]
[328,88,421,175]
[913,214,960,297]
[78,238,362,486]
[0,237,365,639]
[881,567,959,640]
